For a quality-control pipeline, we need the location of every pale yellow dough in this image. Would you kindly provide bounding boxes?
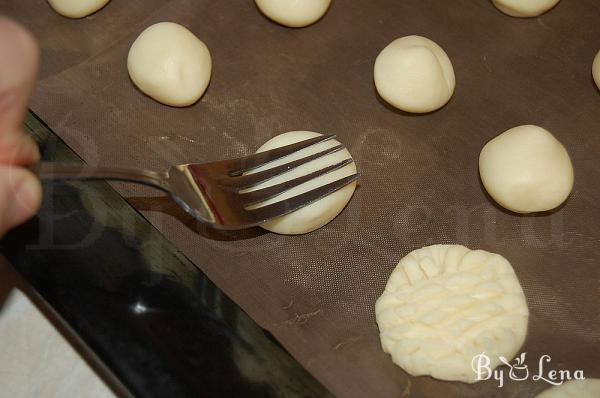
[492,0,560,17]
[255,0,332,28]
[592,50,600,91]
[127,22,212,107]
[374,35,455,113]
[479,125,574,214]
[247,131,357,235]
[376,245,529,383]
[536,379,600,398]
[47,0,110,18]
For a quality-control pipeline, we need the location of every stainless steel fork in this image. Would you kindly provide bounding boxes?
[30,134,358,229]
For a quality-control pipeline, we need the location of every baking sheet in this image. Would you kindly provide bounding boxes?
[4,0,600,396]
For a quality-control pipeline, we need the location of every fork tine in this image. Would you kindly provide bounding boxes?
[245,173,359,223]
[240,158,354,206]
[224,144,345,189]
[227,134,336,176]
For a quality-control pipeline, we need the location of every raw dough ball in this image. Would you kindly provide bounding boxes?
[47,0,110,18]
[536,379,600,398]
[479,125,574,214]
[247,131,357,235]
[127,22,212,107]
[374,35,455,113]
[255,0,332,28]
[376,245,529,383]
[592,50,600,91]
[491,0,560,17]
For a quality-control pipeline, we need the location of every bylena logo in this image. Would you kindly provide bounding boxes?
[471,352,585,388]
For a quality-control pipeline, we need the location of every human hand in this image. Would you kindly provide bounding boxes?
[0,16,42,237]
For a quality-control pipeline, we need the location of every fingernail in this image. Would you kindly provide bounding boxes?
[22,136,41,162]
[14,172,42,215]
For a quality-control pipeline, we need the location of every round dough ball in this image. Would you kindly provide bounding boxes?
[491,0,560,17]
[246,131,357,235]
[592,50,600,91]
[127,22,212,107]
[375,245,529,383]
[374,35,455,113]
[479,125,574,214]
[255,0,332,28]
[536,379,600,398]
[48,0,110,18]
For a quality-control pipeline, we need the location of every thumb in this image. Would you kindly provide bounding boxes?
[0,165,42,237]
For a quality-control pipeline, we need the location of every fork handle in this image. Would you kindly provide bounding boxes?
[30,162,170,191]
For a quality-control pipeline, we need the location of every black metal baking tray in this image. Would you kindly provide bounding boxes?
[0,112,330,398]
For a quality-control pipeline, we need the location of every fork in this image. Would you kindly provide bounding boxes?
[30,134,358,229]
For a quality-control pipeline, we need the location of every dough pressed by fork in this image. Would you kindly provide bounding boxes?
[247,131,357,235]
[47,0,110,18]
[375,245,529,383]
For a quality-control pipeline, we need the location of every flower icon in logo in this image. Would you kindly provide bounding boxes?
[500,352,529,381]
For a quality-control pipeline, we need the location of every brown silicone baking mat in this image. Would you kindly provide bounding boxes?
[4,0,600,396]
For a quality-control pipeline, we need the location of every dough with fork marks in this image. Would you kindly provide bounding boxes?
[375,245,529,383]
